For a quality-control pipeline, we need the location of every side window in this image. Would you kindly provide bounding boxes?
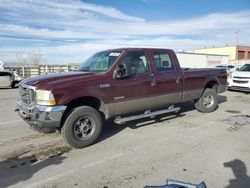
[153,51,174,72]
[120,51,149,76]
[0,72,10,76]
[6,72,12,76]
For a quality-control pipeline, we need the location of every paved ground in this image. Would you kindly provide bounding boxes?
[0,88,250,188]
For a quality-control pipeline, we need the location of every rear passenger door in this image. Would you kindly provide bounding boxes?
[151,50,183,107]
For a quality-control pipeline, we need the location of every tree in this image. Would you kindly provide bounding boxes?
[16,51,46,66]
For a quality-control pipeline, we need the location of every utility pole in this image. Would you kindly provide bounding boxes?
[234,30,240,45]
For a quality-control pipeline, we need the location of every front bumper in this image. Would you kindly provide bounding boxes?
[16,99,67,130]
[227,79,250,92]
[227,86,250,92]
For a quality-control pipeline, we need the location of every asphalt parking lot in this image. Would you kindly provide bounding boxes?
[0,89,250,188]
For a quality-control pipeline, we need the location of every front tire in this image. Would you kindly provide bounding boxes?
[62,106,103,148]
[195,88,218,113]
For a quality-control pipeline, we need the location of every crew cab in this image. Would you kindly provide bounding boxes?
[228,63,250,92]
[16,48,227,148]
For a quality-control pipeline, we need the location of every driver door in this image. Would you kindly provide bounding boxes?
[107,50,155,116]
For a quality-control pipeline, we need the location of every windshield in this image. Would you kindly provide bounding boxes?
[238,64,250,72]
[77,51,122,72]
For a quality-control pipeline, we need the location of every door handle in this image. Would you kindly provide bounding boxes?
[150,74,156,86]
[176,76,180,84]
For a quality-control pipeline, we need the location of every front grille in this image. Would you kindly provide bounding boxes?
[233,80,249,84]
[233,76,250,79]
[19,84,35,104]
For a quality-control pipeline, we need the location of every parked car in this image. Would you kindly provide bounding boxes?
[16,48,227,148]
[0,70,22,88]
[228,63,250,92]
[215,64,236,74]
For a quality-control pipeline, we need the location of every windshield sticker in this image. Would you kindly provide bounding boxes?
[109,52,121,57]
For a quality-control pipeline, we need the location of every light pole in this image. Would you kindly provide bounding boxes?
[234,30,240,45]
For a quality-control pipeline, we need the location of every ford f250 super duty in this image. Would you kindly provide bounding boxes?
[16,48,227,148]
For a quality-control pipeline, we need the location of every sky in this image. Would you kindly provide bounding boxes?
[0,0,250,64]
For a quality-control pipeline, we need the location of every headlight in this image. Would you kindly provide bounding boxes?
[227,73,233,80]
[36,90,56,106]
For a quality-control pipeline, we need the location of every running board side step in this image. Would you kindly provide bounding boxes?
[114,105,181,125]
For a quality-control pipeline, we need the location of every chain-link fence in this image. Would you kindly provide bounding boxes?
[229,60,250,68]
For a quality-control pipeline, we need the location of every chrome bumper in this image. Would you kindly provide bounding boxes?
[16,99,67,130]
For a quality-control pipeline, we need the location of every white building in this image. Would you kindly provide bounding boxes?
[176,52,229,68]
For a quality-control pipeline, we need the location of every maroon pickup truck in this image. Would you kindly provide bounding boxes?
[16,48,227,148]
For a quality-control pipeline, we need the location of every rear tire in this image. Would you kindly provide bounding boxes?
[195,88,218,113]
[11,81,18,88]
[62,106,103,148]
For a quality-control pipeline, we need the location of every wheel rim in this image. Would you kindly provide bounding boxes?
[73,117,95,140]
[203,94,215,108]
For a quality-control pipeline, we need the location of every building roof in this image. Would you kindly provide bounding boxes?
[176,51,229,57]
[195,45,250,50]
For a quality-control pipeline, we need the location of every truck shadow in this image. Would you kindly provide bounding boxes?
[218,95,228,104]
[101,113,186,141]
[99,95,227,143]
[0,153,66,188]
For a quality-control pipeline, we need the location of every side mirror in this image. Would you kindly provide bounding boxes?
[114,64,127,79]
[236,68,239,71]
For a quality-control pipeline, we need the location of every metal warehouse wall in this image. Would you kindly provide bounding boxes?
[176,52,229,68]
[194,46,237,60]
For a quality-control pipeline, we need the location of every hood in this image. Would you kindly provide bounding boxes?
[21,71,103,90]
[232,71,250,78]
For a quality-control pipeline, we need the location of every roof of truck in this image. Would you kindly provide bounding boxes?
[106,48,173,51]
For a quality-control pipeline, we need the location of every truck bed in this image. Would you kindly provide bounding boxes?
[181,68,227,102]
